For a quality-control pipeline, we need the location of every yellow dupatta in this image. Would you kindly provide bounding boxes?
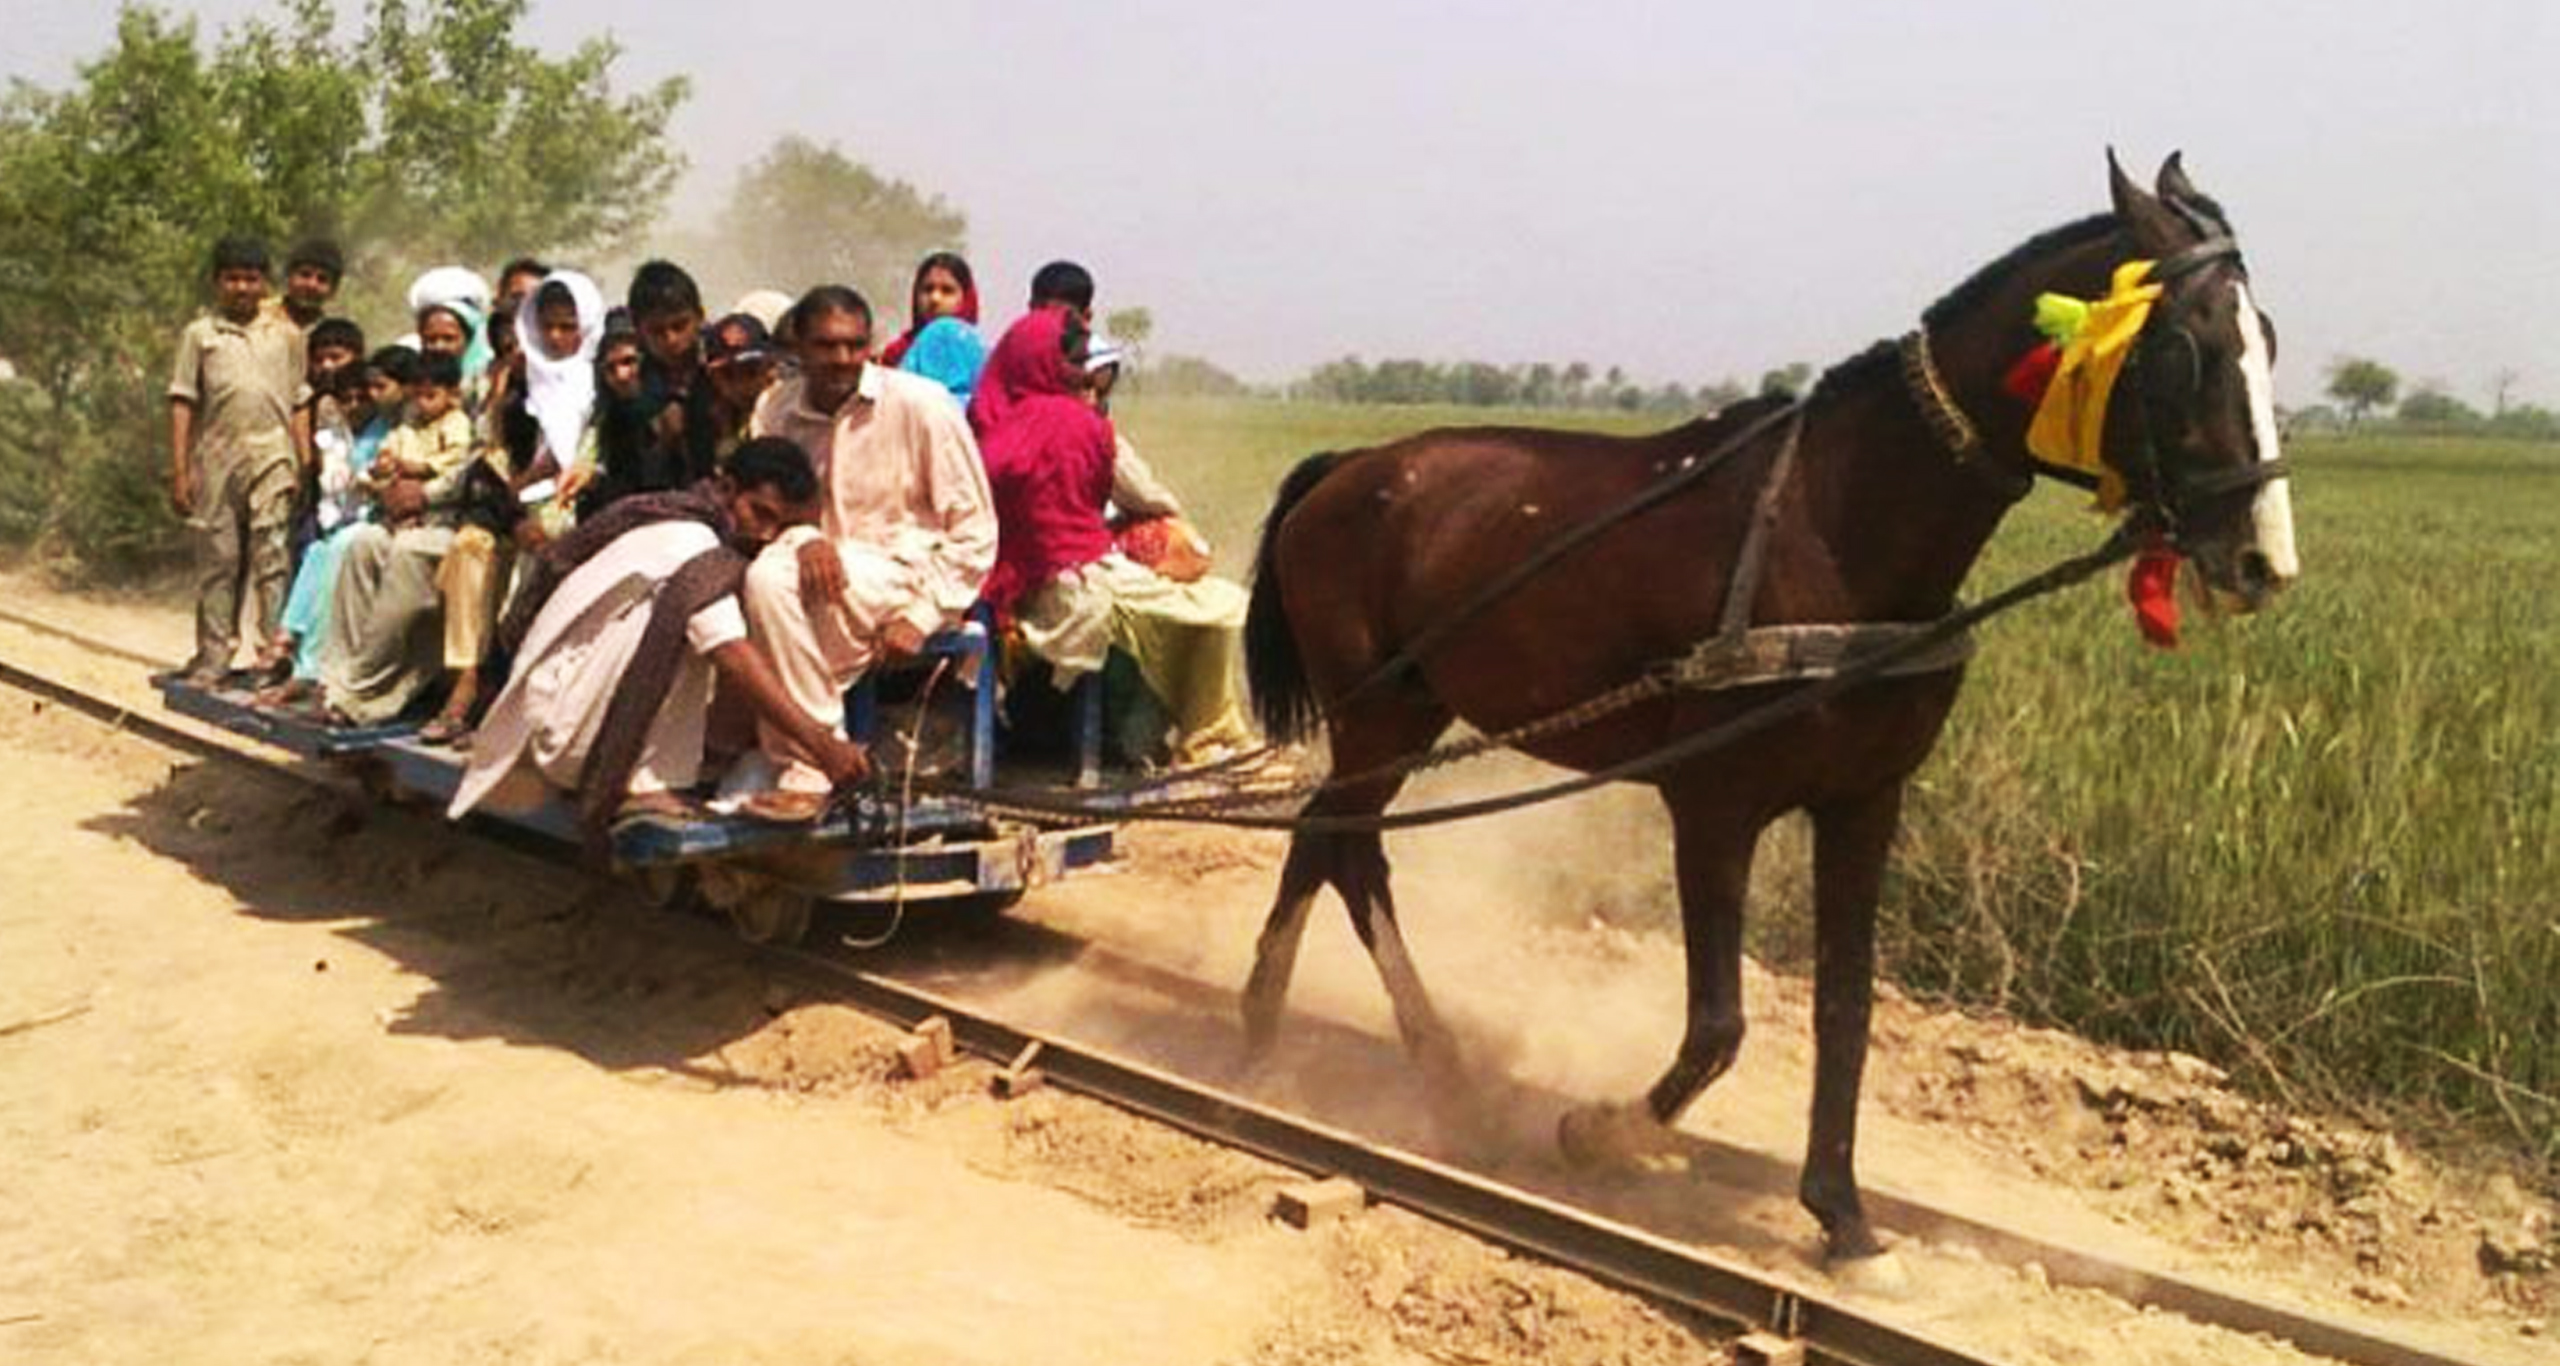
[2025,259,2162,510]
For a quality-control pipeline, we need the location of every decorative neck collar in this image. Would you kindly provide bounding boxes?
[1899,328,2031,500]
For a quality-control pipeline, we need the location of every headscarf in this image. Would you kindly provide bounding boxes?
[902,316,989,402]
[729,289,795,334]
[408,266,495,380]
[881,253,981,368]
[966,305,1071,438]
[971,308,1117,614]
[521,270,606,467]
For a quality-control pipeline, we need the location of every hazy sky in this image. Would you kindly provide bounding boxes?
[17,2,2557,405]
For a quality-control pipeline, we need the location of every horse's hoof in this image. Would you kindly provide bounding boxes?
[1225,1041,1276,1090]
[1556,1103,1690,1176]
[1828,1244,1913,1299]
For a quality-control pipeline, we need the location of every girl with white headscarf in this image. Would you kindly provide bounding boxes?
[417,269,608,744]
[516,270,608,539]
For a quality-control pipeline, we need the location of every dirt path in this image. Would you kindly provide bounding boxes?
[0,567,2549,1365]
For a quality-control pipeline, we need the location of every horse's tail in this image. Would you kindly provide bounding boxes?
[1246,450,1353,745]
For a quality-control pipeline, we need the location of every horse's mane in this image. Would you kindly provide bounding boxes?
[1800,213,2124,405]
[1918,212,2119,329]
[1808,339,1899,403]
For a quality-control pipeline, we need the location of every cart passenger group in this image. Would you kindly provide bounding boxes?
[166,237,1260,838]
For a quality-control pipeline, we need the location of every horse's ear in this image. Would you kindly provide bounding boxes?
[2107,146,2185,252]
[2155,150,2200,206]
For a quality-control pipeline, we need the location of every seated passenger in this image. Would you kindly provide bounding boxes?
[450,439,868,842]
[970,309,1255,766]
[879,251,987,403]
[264,345,413,705]
[581,260,718,517]
[1082,342,1214,581]
[739,284,997,816]
[547,322,643,529]
[405,265,493,415]
[311,353,478,725]
[702,312,779,460]
[422,271,608,745]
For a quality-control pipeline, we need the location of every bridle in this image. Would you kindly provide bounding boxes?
[1904,229,2292,553]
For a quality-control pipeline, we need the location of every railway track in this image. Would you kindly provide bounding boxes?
[0,605,2497,1366]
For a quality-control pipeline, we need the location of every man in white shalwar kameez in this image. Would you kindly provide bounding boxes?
[449,441,867,826]
[739,285,996,810]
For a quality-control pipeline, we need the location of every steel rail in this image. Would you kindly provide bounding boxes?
[762,948,1997,1366]
[0,622,2497,1366]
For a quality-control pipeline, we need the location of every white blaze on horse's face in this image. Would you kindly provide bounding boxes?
[2230,281,2299,595]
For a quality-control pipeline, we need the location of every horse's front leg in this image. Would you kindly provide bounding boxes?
[1560,792,1758,1172]
[1802,783,1904,1268]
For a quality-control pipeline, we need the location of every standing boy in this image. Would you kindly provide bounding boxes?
[277,238,343,331]
[170,236,311,683]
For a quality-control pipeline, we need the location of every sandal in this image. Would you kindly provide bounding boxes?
[613,790,697,828]
[738,789,829,824]
[418,714,473,747]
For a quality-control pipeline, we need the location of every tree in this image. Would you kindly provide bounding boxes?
[0,0,689,569]
[2397,386,2478,426]
[1758,362,1813,399]
[2490,368,2522,418]
[1696,377,1751,410]
[716,136,965,321]
[1101,306,1152,357]
[1148,353,1247,398]
[2324,356,2399,425]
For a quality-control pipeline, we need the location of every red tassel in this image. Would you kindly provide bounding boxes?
[2127,547,2182,649]
[2004,342,2061,405]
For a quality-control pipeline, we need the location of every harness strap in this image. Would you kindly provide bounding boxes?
[2177,455,2291,499]
[1716,408,1804,642]
[1665,621,1977,693]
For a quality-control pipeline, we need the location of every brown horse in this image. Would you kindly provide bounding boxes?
[1238,153,2298,1267]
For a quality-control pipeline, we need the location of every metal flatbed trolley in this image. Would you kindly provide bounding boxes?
[154,625,1116,944]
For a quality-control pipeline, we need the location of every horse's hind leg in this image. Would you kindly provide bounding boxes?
[1240,835,1329,1061]
[1561,789,1759,1171]
[1237,699,1450,1067]
[1800,783,1902,1266]
[1337,833,1466,1093]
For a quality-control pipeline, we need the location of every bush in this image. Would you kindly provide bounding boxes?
[0,383,61,544]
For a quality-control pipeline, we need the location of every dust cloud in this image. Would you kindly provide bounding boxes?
[938,749,1836,1169]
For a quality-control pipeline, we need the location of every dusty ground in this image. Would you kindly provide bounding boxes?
[0,566,2551,1365]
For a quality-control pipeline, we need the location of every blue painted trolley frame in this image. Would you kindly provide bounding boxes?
[154,623,1115,917]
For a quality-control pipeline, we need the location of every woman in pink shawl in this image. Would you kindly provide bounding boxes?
[971,309,1255,766]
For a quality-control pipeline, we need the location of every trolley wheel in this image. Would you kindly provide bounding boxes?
[726,887,814,945]
[633,865,706,918]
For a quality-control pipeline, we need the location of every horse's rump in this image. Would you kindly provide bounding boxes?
[1245,403,1792,745]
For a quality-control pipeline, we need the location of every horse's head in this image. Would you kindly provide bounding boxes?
[2104,151,2299,610]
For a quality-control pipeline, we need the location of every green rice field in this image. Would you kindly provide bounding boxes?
[1117,395,2560,1162]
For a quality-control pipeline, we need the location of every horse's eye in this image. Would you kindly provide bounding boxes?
[2256,310,2278,365]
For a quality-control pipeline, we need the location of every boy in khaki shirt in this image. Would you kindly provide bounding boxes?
[169,236,311,683]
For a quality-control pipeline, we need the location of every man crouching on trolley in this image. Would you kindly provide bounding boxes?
[447,438,870,845]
